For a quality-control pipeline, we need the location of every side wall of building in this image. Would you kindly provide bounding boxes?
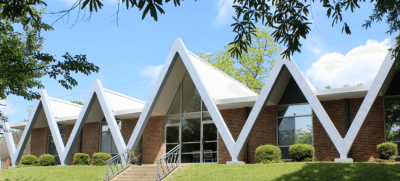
[121,116,165,164]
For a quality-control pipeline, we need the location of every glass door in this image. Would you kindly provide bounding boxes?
[181,117,201,163]
[201,120,218,163]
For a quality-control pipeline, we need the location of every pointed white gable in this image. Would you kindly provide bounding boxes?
[187,52,258,99]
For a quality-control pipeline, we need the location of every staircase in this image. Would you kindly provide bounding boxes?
[111,165,158,181]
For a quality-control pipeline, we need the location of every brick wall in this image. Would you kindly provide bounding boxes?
[350,97,384,162]
[313,98,385,162]
[65,125,80,165]
[80,122,100,165]
[247,105,277,163]
[218,108,247,163]
[121,116,165,164]
[31,127,48,158]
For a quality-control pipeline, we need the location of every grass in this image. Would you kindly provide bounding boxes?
[0,165,106,181]
[166,162,400,181]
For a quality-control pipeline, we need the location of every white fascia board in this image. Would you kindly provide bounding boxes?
[234,55,344,160]
[315,85,371,101]
[127,38,237,160]
[342,41,397,157]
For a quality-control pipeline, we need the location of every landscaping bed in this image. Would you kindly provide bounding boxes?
[166,162,400,181]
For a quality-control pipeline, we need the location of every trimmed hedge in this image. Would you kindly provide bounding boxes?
[20,155,38,166]
[255,144,281,163]
[39,154,55,166]
[377,142,398,160]
[92,152,111,166]
[289,144,315,162]
[73,153,90,165]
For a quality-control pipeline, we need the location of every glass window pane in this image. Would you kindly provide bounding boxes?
[202,112,211,121]
[101,132,112,153]
[203,142,217,152]
[203,124,217,141]
[166,144,178,152]
[111,138,118,154]
[59,125,65,135]
[166,126,179,143]
[278,118,295,146]
[182,143,200,153]
[202,101,208,111]
[278,105,311,117]
[385,110,400,141]
[167,85,181,115]
[48,136,58,155]
[295,117,313,145]
[203,152,217,163]
[181,153,200,163]
[182,73,201,113]
[385,97,400,109]
[166,115,180,124]
[182,118,201,142]
[102,125,109,132]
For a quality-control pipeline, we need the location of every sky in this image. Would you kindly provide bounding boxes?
[1,0,397,124]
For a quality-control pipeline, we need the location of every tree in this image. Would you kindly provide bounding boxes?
[325,85,331,89]
[0,6,99,101]
[295,124,313,145]
[71,100,84,105]
[1,0,399,63]
[0,129,30,162]
[199,28,281,93]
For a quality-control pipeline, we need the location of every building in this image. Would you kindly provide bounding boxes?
[2,38,400,166]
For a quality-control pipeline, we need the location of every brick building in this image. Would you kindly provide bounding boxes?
[3,38,400,166]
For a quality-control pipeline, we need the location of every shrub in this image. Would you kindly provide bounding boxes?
[92,152,111,166]
[20,155,38,166]
[73,153,90,165]
[289,144,315,162]
[255,144,281,163]
[38,154,55,166]
[377,142,398,160]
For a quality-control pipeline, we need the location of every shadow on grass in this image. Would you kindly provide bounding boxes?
[275,163,400,181]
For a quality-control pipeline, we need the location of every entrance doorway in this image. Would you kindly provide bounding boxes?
[165,117,218,163]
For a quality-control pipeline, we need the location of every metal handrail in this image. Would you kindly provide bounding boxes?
[157,144,181,181]
[105,147,133,181]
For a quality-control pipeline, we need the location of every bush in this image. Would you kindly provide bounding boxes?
[20,155,38,166]
[377,142,398,160]
[73,153,90,165]
[92,152,111,166]
[38,154,55,166]
[255,144,281,163]
[289,144,315,162]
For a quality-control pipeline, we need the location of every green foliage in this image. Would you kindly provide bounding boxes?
[92,152,111,166]
[0,5,99,101]
[71,101,84,105]
[325,85,331,89]
[200,28,281,93]
[73,153,90,165]
[255,144,281,163]
[38,154,55,166]
[289,144,315,162]
[20,155,38,166]
[377,142,398,160]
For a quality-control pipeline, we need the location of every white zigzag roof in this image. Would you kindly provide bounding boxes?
[3,37,398,166]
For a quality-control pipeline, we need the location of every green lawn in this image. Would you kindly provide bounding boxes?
[0,166,106,181]
[166,163,400,181]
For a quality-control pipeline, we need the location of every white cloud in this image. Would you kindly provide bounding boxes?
[140,65,163,80]
[215,0,235,25]
[306,39,391,88]
[0,100,16,116]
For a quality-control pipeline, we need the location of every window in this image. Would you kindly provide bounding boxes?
[100,118,121,156]
[48,124,65,165]
[277,104,313,146]
[384,96,400,142]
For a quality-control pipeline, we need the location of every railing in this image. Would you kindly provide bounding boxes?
[105,147,133,181]
[157,144,181,181]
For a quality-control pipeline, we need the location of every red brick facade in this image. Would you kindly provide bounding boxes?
[121,116,165,164]
[29,97,385,164]
[31,127,48,158]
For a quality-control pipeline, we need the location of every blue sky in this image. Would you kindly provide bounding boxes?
[1,0,396,124]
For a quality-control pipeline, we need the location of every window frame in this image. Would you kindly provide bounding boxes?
[99,118,122,155]
[383,95,400,143]
[276,102,313,148]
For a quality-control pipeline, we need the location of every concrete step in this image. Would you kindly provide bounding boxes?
[112,179,156,181]
[117,176,157,179]
[121,172,157,176]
